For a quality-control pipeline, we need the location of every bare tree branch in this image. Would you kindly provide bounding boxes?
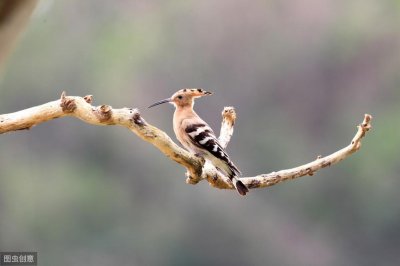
[0,93,372,194]
[0,92,204,179]
[218,106,236,148]
[202,113,372,190]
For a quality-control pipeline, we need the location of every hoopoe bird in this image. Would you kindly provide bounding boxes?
[148,88,249,196]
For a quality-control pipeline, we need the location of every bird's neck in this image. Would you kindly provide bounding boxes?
[174,104,197,118]
[173,104,199,129]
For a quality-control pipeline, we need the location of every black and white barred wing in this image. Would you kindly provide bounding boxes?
[184,123,241,175]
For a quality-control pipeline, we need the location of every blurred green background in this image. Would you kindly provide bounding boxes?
[1,0,399,265]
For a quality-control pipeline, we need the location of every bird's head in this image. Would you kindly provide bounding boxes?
[148,88,213,108]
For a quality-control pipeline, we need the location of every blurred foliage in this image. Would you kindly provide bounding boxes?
[1,0,400,265]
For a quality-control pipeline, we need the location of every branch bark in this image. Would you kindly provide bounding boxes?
[0,93,372,194]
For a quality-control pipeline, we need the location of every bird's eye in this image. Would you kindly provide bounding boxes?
[177,95,183,99]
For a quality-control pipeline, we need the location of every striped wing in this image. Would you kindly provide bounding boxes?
[185,123,241,175]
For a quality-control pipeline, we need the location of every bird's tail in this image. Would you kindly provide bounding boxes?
[232,176,249,196]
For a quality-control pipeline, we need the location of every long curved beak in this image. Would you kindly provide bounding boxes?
[147,98,171,108]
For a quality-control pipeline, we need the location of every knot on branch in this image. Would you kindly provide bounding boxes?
[95,105,113,123]
[185,172,200,184]
[362,114,372,131]
[247,179,261,189]
[321,161,331,168]
[185,155,206,185]
[83,95,93,103]
[351,114,372,146]
[131,110,146,126]
[222,106,236,125]
[60,91,77,113]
